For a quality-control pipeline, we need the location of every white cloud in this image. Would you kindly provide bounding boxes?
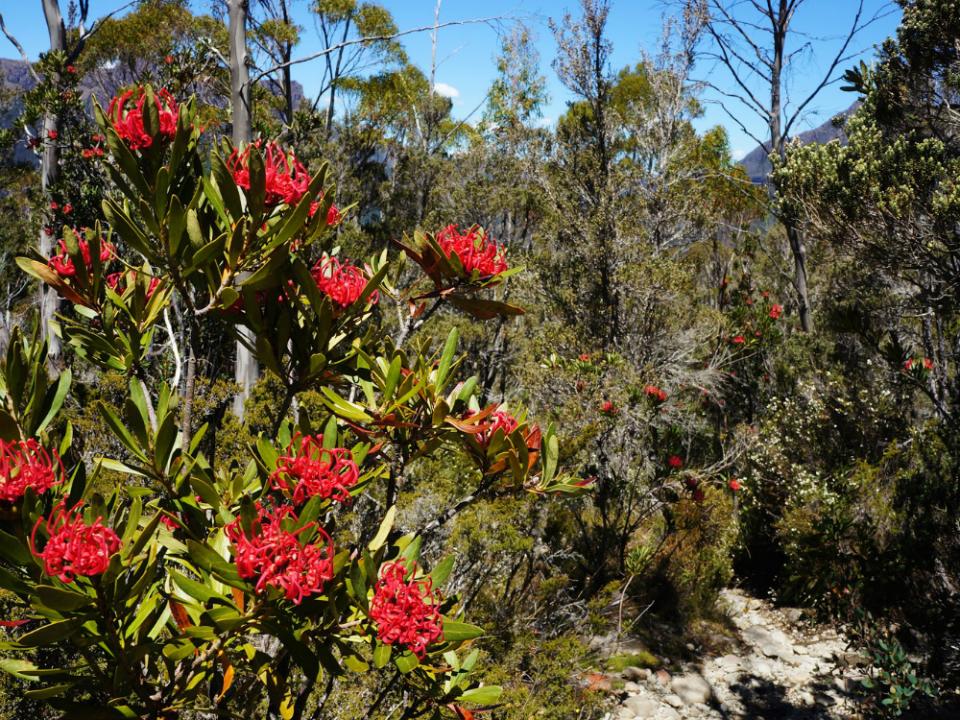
[433,82,460,99]
[732,147,748,161]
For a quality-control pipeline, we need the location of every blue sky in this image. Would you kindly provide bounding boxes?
[1,0,901,158]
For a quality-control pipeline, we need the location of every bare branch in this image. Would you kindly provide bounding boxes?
[782,0,863,139]
[251,15,507,84]
[0,14,40,82]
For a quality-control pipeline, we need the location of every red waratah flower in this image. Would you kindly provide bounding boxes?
[579,353,591,362]
[81,148,95,159]
[159,514,180,531]
[731,335,745,345]
[923,357,934,370]
[903,358,914,371]
[49,201,59,211]
[164,55,174,65]
[271,434,360,505]
[48,236,116,278]
[369,559,443,659]
[0,439,63,504]
[668,455,683,469]
[692,487,705,503]
[47,130,58,140]
[466,407,519,446]
[107,87,178,150]
[435,225,508,278]
[769,304,783,319]
[728,478,742,492]
[30,502,121,583]
[66,65,76,74]
[308,200,343,226]
[106,271,160,298]
[62,203,72,215]
[225,503,334,605]
[644,385,667,402]
[311,256,378,309]
[600,400,618,415]
[228,141,310,208]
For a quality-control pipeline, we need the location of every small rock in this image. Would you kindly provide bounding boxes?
[663,693,684,708]
[835,651,870,668]
[583,672,612,692]
[685,643,696,652]
[714,654,741,672]
[782,607,804,623]
[797,690,816,706]
[655,669,672,687]
[624,681,643,693]
[671,673,712,705]
[622,695,658,718]
[617,708,638,720]
[622,666,651,682]
[657,708,680,720]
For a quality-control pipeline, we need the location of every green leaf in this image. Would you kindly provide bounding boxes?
[35,368,71,435]
[0,658,39,680]
[23,682,73,699]
[35,586,94,612]
[368,506,396,552]
[0,529,32,566]
[436,328,459,388]
[441,619,485,642]
[373,642,391,669]
[459,685,503,704]
[430,556,455,588]
[394,652,419,673]
[170,570,218,604]
[17,618,85,647]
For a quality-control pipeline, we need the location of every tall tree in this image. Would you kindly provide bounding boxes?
[549,0,618,345]
[693,0,888,331]
[228,0,258,419]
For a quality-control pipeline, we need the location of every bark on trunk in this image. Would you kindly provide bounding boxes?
[770,0,813,332]
[40,0,66,358]
[229,0,258,419]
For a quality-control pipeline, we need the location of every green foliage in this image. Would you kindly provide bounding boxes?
[851,611,937,718]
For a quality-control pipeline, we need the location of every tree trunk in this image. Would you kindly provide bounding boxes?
[229,0,252,146]
[229,0,258,419]
[279,0,294,125]
[787,225,812,332]
[40,0,66,359]
[769,1,812,331]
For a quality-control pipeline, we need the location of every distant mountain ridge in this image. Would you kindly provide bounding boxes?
[0,57,305,167]
[738,102,859,183]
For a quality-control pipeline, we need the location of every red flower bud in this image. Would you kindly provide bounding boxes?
[311,256,379,310]
[108,86,178,150]
[769,304,783,319]
[0,439,63,503]
[31,501,121,583]
[47,130,58,140]
[668,455,683,469]
[600,400,618,415]
[369,558,443,659]
[271,434,360,505]
[435,225,508,278]
[226,503,334,605]
[728,479,742,492]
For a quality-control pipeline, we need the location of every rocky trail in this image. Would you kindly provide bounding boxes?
[598,589,865,719]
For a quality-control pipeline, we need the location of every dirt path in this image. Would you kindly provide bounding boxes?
[609,589,863,719]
